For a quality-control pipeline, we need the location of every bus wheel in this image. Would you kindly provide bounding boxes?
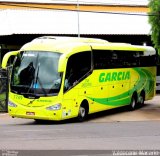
[129,95,137,111]
[77,104,88,122]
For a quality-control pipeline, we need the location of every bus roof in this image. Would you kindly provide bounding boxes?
[20,36,156,55]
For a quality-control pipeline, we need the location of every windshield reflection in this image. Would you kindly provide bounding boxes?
[11,51,62,96]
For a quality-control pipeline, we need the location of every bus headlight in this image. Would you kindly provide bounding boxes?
[46,104,61,111]
[8,101,17,107]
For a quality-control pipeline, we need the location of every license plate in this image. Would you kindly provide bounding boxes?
[26,112,35,116]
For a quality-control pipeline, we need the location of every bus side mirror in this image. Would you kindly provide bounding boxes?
[58,54,68,72]
[2,51,19,69]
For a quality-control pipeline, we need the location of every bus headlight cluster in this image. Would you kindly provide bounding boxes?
[46,104,61,111]
[8,101,17,107]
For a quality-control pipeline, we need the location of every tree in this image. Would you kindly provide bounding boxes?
[148,0,160,55]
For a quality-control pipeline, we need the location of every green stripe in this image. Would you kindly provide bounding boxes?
[141,69,154,94]
[88,68,154,107]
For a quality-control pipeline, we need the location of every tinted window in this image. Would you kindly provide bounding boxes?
[93,50,113,69]
[65,51,91,91]
[93,50,156,69]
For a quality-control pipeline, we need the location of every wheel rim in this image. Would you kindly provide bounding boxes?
[131,98,136,109]
[139,95,144,104]
[79,107,86,118]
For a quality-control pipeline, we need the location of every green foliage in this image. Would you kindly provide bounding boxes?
[148,0,160,55]
[0,93,6,111]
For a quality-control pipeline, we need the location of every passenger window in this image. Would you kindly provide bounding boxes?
[64,51,91,91]
[93,50,113,69]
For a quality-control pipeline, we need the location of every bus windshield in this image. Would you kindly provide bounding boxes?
[11,51,62,97]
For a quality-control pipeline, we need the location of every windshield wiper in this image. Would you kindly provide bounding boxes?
[34,62,40,87]
[33,63,48,96]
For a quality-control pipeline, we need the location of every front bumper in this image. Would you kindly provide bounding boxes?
[8,105,62,121]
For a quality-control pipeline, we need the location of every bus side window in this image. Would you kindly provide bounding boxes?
[139,51,156,67]
[116,51,141,68]
[64,51,91,91]
[93,50,113,69]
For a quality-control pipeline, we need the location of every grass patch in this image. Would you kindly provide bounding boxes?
[0,93,7,112]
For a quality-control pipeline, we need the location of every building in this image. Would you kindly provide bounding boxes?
[0,0,152,63]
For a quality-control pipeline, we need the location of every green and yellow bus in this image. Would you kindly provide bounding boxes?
[2,36,157,121]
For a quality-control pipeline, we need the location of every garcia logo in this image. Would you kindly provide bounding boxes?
[99,71,130,82]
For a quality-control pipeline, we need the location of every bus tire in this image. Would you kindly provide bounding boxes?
[129,94,137,111]
[77,103,88,122]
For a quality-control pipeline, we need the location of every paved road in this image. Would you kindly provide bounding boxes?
[0,95,160,152]
[0,119,160,150]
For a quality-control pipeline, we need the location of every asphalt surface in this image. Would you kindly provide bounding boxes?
[0,95,160,154]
